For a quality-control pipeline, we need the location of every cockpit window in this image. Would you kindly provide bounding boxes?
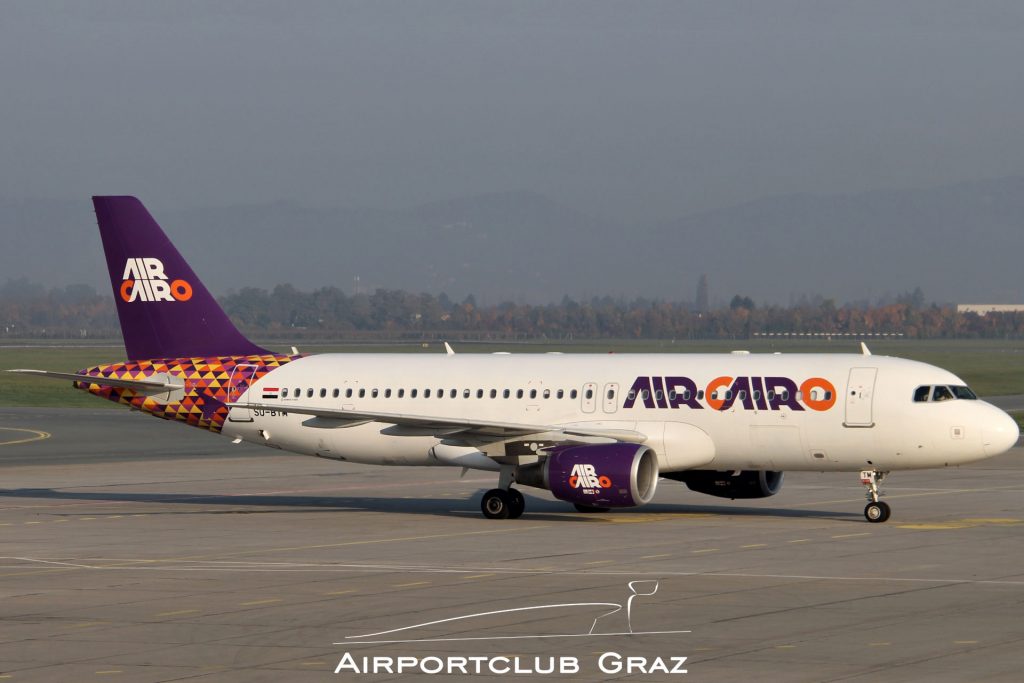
[950,385,978,400]
[914,385,979,402]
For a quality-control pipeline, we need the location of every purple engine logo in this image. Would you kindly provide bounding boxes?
[546,443,658,507]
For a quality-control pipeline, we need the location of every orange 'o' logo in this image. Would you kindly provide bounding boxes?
[704,376,733,411]
[170,279,193,302]
[598,476,612,488]
[800,377,837,411]
[119,279,134,302]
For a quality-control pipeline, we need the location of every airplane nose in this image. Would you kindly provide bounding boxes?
[982,408,1020,456]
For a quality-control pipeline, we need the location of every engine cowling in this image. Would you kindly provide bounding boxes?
[665,470,784,499]
[517,443,659,508]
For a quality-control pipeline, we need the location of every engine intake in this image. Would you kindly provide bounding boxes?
[665,470,784,499]
[517,443,659,508]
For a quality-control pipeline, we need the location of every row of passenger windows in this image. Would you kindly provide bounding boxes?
[283,386,589,400]
[913,385,978,403]
[277,385,830,404]
[627,388,823,402]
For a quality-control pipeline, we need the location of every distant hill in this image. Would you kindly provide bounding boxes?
[642,176,1024,305]
[2,176,1022,304]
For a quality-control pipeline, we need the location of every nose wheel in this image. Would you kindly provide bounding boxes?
[860,470,891,523]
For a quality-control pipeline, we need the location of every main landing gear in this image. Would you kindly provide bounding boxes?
[481,488,525,519]
[480,466,525,519]
[860,469,891,523]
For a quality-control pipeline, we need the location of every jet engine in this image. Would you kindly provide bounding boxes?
[517,443,659,508]
[664,470,784,499]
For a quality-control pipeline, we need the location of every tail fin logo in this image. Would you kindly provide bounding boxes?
[120,258,193,303]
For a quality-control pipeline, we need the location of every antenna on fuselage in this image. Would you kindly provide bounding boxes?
[860,342,872,356]
[444,342,455,355]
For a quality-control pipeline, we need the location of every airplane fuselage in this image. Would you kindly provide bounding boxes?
[79,352,1014,474]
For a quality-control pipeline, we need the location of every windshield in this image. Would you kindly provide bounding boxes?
[950,385,978,400]
[913,384,979,402]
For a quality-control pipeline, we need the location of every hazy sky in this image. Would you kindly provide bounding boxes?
[2,1,1023,225]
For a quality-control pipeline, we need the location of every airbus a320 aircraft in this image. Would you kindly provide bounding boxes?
[10,198,1019,523]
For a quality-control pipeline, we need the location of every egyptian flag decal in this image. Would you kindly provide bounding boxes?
[262,387,280,400]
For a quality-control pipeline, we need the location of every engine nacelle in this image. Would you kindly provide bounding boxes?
[665,470,784,499]
[517,443,659,508]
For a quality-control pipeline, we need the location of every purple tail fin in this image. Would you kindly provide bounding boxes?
[93,196,268,360]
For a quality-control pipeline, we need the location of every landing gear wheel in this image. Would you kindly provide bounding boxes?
[574,503,611,513]
[507,489,525,519]
[481,489,512,519]
[859,469,891,523]
[864,501,891,523]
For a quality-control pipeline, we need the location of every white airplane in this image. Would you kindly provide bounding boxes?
[10,197,1019,523]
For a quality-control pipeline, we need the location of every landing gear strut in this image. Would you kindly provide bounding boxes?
[860,469,891,523]
[481,466,525,519]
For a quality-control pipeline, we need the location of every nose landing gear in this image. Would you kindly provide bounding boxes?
[860,470,891,523]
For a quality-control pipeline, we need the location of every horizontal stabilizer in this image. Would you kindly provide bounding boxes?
[228,401,648,444]
[7,369,184,392]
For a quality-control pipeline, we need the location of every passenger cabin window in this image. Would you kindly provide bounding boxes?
[530,389,537,399]
[451,389,457,398]
[346,388,353,398]
[587,388,596,400]
[282,388,289,398]
[358,388,366,398]
[306,388,314,398]
[320,388,327,398]
[477,389,484,398]
[516,389,524,399]
[557,389,564,399]
[385,389,392,398]
[543,389,551,399]
[398,389,405,398]
[609,389,617,400]
[425,389,431,398]
[411,389,418,398]
[293,387,299,397]
[503,389,510,399]
[571,389,578,399]
[464,389,471,399]
[332,389,339,398]
[490,389,497,399]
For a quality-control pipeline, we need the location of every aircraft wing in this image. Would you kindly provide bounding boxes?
[228,401,647,444]
[7,369,185,392]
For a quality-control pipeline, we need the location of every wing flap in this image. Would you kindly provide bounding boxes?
[228,401,648,444]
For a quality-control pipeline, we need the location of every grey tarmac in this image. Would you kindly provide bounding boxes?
[1,408,1023,682]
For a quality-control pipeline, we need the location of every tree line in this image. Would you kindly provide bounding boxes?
[2,278,1022,341]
